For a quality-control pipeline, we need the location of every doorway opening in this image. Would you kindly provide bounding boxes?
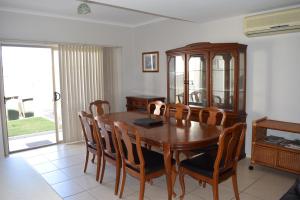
[1,45,62,152]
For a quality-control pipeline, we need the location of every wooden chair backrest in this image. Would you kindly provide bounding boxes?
[78,111,97,146]
[113,121,145,171]
[213,123,246,177]
[199,107,226,126]
[89,100,110,116]
[166,103,191,120]
[95,116,118,157]
[147,100,166,116]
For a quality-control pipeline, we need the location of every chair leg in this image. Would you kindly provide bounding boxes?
[148,179,153,185]
[91,154,95,163]
[99,156,106,183]
[84,150,89,173]
[114,161,121,195]
[171,165,177,197]
[198,180,202,186]
[139,176,146,200]
[96,154,102,182]
[179,167,185,200]
[232,173,240,200]
[119,165,126,198]
[203,181,206,188]
[212,182,219,200]
[175,151,180,166]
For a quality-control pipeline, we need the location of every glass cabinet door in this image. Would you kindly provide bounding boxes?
[188,55,207,107]
[168,55,185,104]
[212,53,235,110]
[238,52,246,111]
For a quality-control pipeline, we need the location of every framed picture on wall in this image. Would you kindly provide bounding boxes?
[142,51,159,72]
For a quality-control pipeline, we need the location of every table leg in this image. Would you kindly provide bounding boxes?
[163,143,172,200]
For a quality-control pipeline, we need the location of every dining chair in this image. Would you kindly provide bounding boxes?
[94,116,121,195]
[78,111,102,181]
[147,100,166,116]
[114,121,177,200]
[89,100,110,116]
[199,107,226,126]
[166,103,191,164]
[178,122,247,200]
[193,107,227,155]
[146,100,166,150]
[166,103,191,121]
[190,107,227,160]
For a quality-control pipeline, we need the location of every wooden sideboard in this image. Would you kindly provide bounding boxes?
[126,95,165,112]
[250,117,300,174]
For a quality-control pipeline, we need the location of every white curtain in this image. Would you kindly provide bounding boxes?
[59,44,104,142]
[103,47,122,112]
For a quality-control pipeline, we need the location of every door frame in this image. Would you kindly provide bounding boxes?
[0,43,61,154]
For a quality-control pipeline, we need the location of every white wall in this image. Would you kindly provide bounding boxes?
[1,9,300,157]
[0,10,135,157]
[131,16,300,156]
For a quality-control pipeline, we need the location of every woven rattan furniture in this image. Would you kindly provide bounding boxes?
[250,117,300,174]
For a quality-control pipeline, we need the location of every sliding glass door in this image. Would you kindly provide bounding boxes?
[0,45,62,152]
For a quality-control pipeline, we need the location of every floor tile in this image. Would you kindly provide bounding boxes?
[10,143,298,200]
[42,170,70,185]
[144,184,170,200]
[88,183,122,200]
[52,180,85,198]
[33,161,58,174]
[234,192,264,200]
[0,157,61,200]
[72,175,100,190]
[124,192,151,200]
[191,184,234,200]
[24,155,49,165]
[64,191,96,200]
[182,193,206,200]
[155,174,199,195]
[243,170,296,200]
[61,164,87,178]
[51,155,84,169]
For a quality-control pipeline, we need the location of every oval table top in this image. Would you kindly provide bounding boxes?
[101,111,223,150]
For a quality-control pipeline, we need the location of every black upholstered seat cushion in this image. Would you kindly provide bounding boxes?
[180,153,216,178]
[126,145,175,174]
[191,144,218,155]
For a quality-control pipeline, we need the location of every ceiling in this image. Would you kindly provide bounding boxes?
[0,0,299,27]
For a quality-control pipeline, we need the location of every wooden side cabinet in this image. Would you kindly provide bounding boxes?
[126,95,165,112]
[250,117,300,174]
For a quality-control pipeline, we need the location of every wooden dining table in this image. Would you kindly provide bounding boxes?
[103,111,223,200]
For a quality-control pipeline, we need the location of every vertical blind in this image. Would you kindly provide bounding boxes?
[103,47,122,112]
[59,44,104,142]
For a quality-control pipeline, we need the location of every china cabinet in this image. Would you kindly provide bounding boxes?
[166,42,247,126]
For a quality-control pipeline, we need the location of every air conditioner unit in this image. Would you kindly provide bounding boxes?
[244,7,300,37]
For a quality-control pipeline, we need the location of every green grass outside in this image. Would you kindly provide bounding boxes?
[7,117,55,137]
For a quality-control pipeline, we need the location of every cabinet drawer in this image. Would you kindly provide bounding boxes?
[277,150,300,173]
[132,100,146,107]
[253,145,277,167]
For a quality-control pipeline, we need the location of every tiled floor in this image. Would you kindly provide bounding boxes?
[11,142,298,200]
